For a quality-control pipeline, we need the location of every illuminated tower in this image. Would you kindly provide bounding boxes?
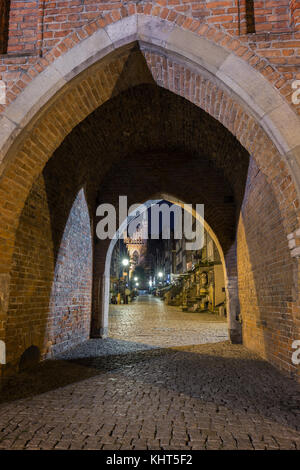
[124,216,148,278]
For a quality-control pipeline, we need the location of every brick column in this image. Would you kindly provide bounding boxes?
[223,240,242,344]
[291,0,300,30]
[91,238,110,338]
[0,272,9,380]
[226,277,242,344]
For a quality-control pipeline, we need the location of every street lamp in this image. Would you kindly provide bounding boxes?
[120,258,130,304]
[158,271,163,278]
[134,276,138,281]
[135,282,139,287]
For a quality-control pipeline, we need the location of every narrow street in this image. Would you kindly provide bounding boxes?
[0,295,299,450]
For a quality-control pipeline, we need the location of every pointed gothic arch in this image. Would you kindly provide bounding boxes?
[0,16,298,379]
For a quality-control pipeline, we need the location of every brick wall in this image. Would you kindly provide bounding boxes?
[290,0,300,29]
[34,0,296,49]
[5,174,54,372]
[1,1,296,54]
[1,1,300,116]
[5,170,92,372]
[46,188,92,357]
[238,157,298,378]
[6,0,39,54]
[239,0,291,34]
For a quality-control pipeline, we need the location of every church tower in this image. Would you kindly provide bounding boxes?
[124,216,148,278]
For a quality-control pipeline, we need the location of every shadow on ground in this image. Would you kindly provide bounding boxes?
[0,340,299,431]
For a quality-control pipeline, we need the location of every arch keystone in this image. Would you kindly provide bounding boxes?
[105,14,138,48]
[137,15,175,47]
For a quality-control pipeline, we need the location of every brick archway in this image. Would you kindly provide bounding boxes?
[0,16,299,379]
[0,17,299,248]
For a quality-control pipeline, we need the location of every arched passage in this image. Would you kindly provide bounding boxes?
[0,17,298,379]
[101,195,235,342]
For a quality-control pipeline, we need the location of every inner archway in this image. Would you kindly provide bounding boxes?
[87,83,250,347]
[106,196,230,349]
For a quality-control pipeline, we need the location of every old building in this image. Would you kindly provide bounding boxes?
[175,229,221,274]
[146,220,226,312]
[170,230,226,313]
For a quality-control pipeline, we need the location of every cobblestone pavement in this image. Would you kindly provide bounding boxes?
[0,295,299,450]
[109,295,229,347]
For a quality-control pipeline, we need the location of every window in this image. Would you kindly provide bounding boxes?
[238,0,255,35]
[0,0,10,54]
[245,0,255,34]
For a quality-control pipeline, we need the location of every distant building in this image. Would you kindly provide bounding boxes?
[175,230,221,274]
[124,216,148,278]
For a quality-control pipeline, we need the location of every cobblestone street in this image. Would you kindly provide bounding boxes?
[0,295,299,450]
[109,295,228,347]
